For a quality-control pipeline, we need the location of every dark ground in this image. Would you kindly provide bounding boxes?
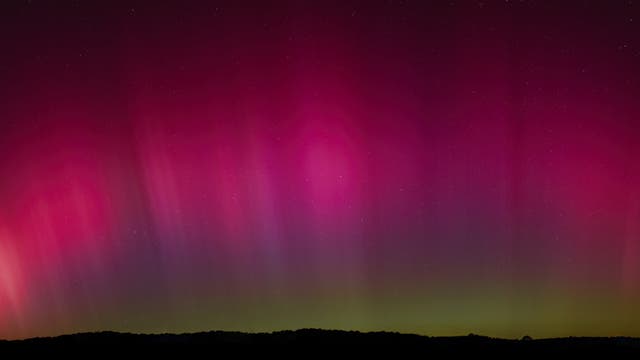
[1,329,640,356]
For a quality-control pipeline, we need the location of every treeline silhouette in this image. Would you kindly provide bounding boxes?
[1,329,639,355]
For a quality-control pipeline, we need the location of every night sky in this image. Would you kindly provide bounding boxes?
[1,0,640,340]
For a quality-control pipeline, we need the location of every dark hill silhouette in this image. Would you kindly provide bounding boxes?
[1,329,640,356]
